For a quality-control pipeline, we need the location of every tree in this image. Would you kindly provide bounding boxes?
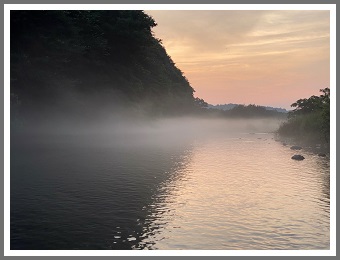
[194,97,208,108]
[278,87,330,143]
[289,87,330,117]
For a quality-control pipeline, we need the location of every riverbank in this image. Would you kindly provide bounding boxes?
[274,133,330,157]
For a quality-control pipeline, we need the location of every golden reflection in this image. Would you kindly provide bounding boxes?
[138,133,330,250]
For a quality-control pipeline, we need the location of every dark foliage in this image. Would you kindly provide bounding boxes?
[277,88,330,143]
[10,10,198,124]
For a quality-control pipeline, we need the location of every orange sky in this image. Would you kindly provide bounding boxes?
[146,10,330,109]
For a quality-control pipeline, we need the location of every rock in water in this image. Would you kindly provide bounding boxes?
[291,154,305,160]
[290,145,302,150]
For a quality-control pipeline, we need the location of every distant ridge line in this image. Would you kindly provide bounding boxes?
[208,103,289,113]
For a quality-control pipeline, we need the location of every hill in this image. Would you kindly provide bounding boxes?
[208,103,288,113]
[10,10,202,126]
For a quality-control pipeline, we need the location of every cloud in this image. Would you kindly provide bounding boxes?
[146,10,330,108]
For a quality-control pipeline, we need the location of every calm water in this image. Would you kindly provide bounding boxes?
[11,121,330,250]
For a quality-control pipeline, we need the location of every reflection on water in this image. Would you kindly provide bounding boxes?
[137,133,330,250]
[135,150,193,250]
[11,130,329,250]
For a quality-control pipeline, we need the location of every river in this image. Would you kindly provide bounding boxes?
[10,118,330,250]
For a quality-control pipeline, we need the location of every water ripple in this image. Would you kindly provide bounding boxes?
[11,133,329,250]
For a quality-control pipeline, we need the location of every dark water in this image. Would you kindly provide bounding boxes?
[11,124,330,250]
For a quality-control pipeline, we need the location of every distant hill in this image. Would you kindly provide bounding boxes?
[208,103,237,111]
[208,103,288,113]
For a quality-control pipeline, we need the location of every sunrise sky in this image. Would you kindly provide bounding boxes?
[146,10,330,109]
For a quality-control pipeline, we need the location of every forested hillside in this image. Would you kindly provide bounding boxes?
[11,10,200,125]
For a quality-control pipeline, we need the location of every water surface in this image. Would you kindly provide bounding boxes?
[11,121,330,250]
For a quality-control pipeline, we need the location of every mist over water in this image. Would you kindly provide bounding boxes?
[9,9,330,251]
[10,116,329,250]
[12,113,284,136]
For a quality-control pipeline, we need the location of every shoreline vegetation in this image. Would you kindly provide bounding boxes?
[276,88,330,153]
